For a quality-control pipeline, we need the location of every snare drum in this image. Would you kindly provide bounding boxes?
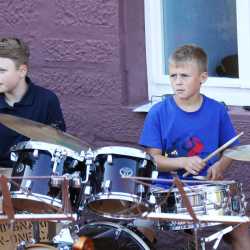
[84,146,157,220]
[10,141,85,213]
[154,182,245,230]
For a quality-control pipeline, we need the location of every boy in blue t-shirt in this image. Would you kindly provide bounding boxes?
[140,44,249,249]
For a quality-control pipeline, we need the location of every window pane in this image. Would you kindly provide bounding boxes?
[163,0,238,78]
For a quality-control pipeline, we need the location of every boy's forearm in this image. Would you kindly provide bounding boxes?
[151,154,185,172]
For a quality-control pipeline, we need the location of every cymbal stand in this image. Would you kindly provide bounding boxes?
[200,225,234,250]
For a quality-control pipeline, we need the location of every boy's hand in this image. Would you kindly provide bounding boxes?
[182,156,205,175]
[207,156,232,180]
[207,162,224,180]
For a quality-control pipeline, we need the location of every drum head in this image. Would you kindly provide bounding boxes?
[78,222,152,250]
[11,193,62,213]
[87,197,150,220]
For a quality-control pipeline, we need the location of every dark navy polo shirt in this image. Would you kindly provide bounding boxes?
[0,77,66,168]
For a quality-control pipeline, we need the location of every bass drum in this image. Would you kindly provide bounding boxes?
[78,221,153,250]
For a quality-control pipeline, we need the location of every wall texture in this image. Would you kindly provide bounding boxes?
[0,0,249,249]
[0,0,147,148]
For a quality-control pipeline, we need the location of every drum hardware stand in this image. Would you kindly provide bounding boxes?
[81,148,94,184]
[62,177,72,213]
[168,177,200,250]
[32,221,41,245]
[52,149,67,177]
[0,175,16,250]
[0,175,15,220]
[200,225,234,250]
[79,149,95,210]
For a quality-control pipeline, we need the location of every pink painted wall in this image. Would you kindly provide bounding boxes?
[0,0,147,149]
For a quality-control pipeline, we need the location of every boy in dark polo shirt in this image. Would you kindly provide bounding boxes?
[0,37,65,175]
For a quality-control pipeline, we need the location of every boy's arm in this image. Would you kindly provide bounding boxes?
[145,148,205,175]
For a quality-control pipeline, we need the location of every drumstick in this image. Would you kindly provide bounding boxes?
[183,131,244,178]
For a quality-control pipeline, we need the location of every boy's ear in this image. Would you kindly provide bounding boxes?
[200,71,208,83]
[18,64,28,78]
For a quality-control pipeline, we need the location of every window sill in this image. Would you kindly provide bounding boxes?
[133,101,159,113]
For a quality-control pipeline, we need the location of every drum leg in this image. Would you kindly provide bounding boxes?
[32,222,40,243]
[194,227,199,250]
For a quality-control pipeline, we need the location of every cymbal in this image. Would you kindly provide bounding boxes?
[223,145,250,161]
[0,114,89,153]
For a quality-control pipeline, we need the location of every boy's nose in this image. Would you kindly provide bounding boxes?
[175,75,183,84]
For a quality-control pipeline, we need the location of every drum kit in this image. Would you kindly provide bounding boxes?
[0,114,249,250]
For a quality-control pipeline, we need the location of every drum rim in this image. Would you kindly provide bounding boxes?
[79,221,151,250]
[11,191,62,207]
[152,182,238,194]
[11,140,83,161]
[94,146,152,160]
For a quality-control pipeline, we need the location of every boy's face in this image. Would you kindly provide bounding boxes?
[0,57,27,94]
[169,61,207,101]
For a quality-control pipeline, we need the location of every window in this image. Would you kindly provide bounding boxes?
[142,0,250,109]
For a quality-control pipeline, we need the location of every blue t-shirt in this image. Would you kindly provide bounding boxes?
[139,95,238,186]
[0,77,66,168]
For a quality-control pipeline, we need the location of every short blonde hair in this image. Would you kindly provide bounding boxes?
[169,44,208,73]
[0,37,29,68]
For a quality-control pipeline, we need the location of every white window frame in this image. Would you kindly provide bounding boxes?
[142,0,250,109]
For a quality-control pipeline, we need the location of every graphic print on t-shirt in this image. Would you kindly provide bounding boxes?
[167,135,204,157]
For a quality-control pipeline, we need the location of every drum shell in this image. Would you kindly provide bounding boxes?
[92,154,153,195]
[10,141,85,213]
[85,146,157,220]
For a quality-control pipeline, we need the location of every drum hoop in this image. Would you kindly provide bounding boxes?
[80,221,151,250]
[94,146,151,160]
[87,192,144,203]
[155,182,238,194]
[11,140,83,161]
[11,191,62,207]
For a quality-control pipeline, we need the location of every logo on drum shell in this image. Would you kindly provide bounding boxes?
[120,167,133,177]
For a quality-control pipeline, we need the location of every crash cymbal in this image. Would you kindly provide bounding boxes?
[223,145,250,161]
[0,113,89,153]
